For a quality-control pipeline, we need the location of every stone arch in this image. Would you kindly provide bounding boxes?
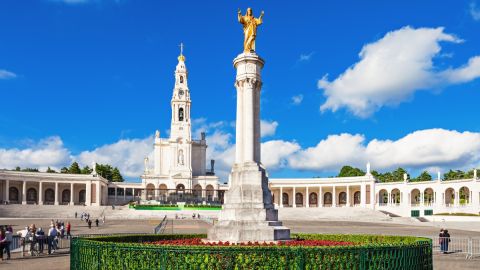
[176,184,186,192]
[309,192,318,206]
[159,184,168,201]
[79,190,86,204]
[391,188,400,204]
[424,188,434,204]
[445,188,455,205]
[179,76,183,83]
[323,192,332,205]
[9,187,19,202]
[27,188,37,203]
[146,183,155,200]
[282,193,289,206]
[206,185,214,202]
[379,189,388,204]
[295,192,303,206]
[44,188,55,203]
[62,189,71,204]
[354,191,361,205]
[179,107,184,121]
[193,184,202,198]
[459,186,470,204]
[339,192,347,205]
[411,189,421,204]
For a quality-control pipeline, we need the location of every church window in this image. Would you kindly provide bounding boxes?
[179,108,184,121]
[180,76,183,83]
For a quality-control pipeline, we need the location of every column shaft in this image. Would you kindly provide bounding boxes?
[22,181,27,205]
[279,187,283,208]
[346,186,350,207]
[96,182,101,206]
[70,183,74,205]
[293,187,296,208]
[243,85,254,162]
[39,182,43,205]
[306,187,309,208]
[332,186,336,207]
[360,184,366,207]
[319,186,323,207]
[235,87,244,163]
[5,180,9,202]
[86,180,92,206]
[54,182,59,205]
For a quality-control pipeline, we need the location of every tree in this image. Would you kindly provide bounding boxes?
[81,166,93,175]
[111,167,124,182]
[15,166,21,171]
[60,167,69,174]
[69,162,81,174]
[337,166,365,177]
[96,163,113,180]
[444,169,466,180]
[411,171,432,182]
[46,167,57,173]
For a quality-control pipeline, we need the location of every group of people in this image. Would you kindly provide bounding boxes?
[0,225,13,260]
[17,221,71,256]
[75,211,103,229]
[439,228,451,254]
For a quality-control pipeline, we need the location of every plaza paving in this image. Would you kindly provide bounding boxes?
[0,218,478,269]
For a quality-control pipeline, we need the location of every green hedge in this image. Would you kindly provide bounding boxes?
[132,205,180,210]
[184,204,222,210]
[71,234,432,269]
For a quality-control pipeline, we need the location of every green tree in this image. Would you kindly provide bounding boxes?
[411,171,432,182]
[15,166,21,171]
[81,166,93,174]
[337,166,365,177]
[111,167,124,182]
[46,167,57,173]
[443,169,466,180]
[60,167,69,173]
[96,163,113,180]
[22,168,39,172]
[69,162,81,174]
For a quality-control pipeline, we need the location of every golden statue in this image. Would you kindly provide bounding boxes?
[238,8,264,52]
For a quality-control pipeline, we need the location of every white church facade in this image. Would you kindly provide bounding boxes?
[0,51,479,218]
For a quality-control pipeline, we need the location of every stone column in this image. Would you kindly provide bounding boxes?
[5,179,9,203]
[346,186,350,207]
[293,186,296,208]
[96,182,101,206]
[70,183,74,205]
[114,187,118,203]
[319,186,323,207]
[360,184,366,207]
[54,182,59,205]
[370,184,375,209]
[279,187,283,208]
[22,181,27,205]
[123,187,126,201]
[306,186,309,208]
[39,182,43,205]
[86,180,92,206]
[332,186,336,207]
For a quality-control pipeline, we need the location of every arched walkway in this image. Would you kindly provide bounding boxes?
[379,189,388,205]
[411,189,421,205]
[27,188,37,204]
[206,185,214,202]
[62,189,71,204]
[391,189,400,204]
[193,184,202,199]
[79,190,86,204]
[445,188,455,205]
[424,188,434,205]
[339,192,347,206]
[459,186,470,205]
[146,183,155,200]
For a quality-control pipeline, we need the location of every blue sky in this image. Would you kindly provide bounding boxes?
[1,0,480,181]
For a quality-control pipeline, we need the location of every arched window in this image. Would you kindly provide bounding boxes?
[206,185,214,202]
[180,76,183,83]
[45,189,55,203]
[9,187,19,202]
[295,192,303,206]
[193,184,202,198]
[282,193,289,206]
[309,192,318,206]
[79,190,86,203]
[323,192,332,205]
[27,188,37,203]
[62,189,71,203]
[354,191,361,205]
[339,192,347,205]
[179,108,184,121]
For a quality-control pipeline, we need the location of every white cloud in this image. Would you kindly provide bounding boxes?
[0,137,71,171]
[289,128,480,173]
[76,137,153,178]
[471,2,480,21]
[291,94,304,105]
[319,26,480,117]
[0,69,17,80]
[260,120,278,137]
[262,140,300,170]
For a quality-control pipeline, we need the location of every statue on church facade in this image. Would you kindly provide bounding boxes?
[238,8,264,52]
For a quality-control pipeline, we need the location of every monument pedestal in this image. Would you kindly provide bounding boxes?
[208,163,290,242]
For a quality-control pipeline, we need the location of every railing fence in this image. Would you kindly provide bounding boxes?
[431,236,480,259]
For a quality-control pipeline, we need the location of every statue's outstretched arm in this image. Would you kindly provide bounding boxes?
[238,9,243,23]
[256,11,264,25]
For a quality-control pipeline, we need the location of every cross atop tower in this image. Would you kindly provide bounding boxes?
[178,42,185,62]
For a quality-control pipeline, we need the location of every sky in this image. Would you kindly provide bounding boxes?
[1,0,480,182]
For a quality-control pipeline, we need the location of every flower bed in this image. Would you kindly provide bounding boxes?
[70,233,433,270]
[145,237,354,247]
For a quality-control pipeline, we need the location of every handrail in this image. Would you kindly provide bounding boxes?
[154,215,167,234]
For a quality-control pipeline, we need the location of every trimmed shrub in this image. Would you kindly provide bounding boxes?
[71,234,432,269]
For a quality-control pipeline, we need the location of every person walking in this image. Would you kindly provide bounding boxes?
[47,225,58,254]
[66,222,71,238]
[88,219,92,229]
[0,228,6,261]
[75,212,77,219]
[443,229,451,254]
[95,219,99,227]
[439,229,445,253]
[36,228,45,254]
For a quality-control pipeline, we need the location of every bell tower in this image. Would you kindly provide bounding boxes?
[170,43,191,141]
